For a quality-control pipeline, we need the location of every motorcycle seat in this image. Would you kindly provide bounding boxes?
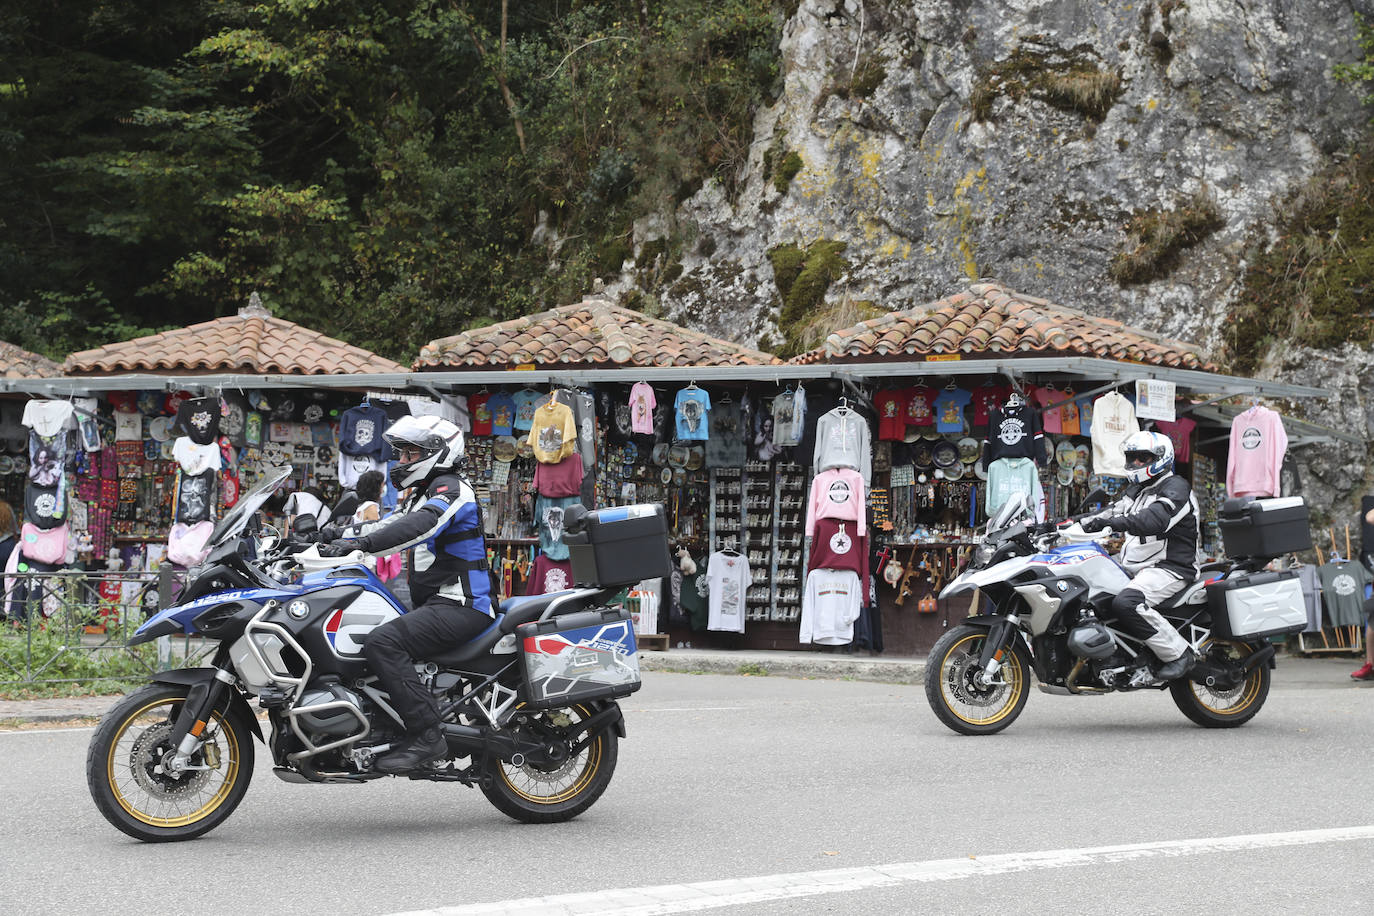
[1157,579,1209,612]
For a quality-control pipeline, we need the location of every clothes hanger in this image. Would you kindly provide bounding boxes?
[944,377,958,390]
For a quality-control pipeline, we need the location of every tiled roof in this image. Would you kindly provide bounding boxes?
[64,305,406,376]
[0,341,61,379]
[790,280,1213,370]
[415,298,782,369]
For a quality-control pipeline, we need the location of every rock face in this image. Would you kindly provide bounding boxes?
[621,0,1374,521]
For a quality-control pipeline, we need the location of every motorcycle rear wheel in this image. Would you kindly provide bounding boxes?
[925,625,1031,736]
[1170,639,1270,728]
[86,683,255,842]
[481,702,618,823]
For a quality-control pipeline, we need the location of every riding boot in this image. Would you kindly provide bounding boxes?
[374,726,448,774]
[1156,647,1197,681]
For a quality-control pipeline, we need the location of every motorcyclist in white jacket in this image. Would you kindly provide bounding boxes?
[1081,431,1201,680]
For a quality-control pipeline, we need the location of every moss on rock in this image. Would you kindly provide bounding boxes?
[1108,189,1224,285]
[768,239,850,356]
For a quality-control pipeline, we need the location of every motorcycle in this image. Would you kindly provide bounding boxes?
[924,490,1305,735]
[87,466,652,842]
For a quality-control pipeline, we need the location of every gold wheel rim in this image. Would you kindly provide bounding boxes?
[1190,640,1263,716]
[498,705,603,805]
[941,633,1024,727]
[106,696,241,828]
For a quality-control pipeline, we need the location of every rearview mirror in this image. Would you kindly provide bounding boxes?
[1078,488,1108,513]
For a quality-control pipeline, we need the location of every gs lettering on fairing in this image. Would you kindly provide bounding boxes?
[86,466,650,843]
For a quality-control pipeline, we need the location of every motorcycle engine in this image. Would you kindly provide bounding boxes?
[295,679,367,737]
[1066,619,1115,659]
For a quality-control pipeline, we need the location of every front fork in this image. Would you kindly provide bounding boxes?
[975,616,1020,686]
[165,668,237,775]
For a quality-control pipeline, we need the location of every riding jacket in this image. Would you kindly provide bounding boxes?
[1094,472,1202,579]
[342,472,493,614]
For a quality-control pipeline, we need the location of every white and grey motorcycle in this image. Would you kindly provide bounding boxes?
[925,492,1305,735]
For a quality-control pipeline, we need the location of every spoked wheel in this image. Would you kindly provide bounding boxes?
[1170,639,1271,728]
[481,702,618,823]
[86,683,255,842]
[925,625,1031,735]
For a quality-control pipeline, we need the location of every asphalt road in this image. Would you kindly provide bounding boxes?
[2,659,1371,916]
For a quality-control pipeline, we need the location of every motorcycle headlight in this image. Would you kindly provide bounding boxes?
[974,542,996,567]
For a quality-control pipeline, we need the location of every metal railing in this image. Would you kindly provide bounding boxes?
[0,567,209,688]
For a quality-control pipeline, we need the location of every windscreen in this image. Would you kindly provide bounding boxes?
[988,492,1028,533]
[208,465,292,548]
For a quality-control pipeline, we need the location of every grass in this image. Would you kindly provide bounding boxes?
[1108,188,1225,285]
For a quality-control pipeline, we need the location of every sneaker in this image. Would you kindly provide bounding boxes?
[1352,662,1374,681]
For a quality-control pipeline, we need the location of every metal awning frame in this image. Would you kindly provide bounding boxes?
[0,356,1331,401]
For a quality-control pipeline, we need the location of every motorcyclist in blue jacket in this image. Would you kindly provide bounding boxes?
[318,415,493,773]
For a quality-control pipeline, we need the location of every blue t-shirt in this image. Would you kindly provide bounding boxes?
[932,388,972,433]
[512,390,542,432]
[487,393,516,436]
[674,387,712,441]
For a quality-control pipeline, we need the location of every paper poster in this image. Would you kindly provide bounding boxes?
[1135,379,1176,422]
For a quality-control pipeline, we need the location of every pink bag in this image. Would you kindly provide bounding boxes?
[20,522,68,565]
[376,553,403,582]
[167,521,214,567]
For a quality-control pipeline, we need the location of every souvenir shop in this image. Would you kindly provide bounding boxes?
[0,358,1340,655]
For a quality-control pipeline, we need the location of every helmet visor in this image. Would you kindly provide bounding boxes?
[1124,449,1156,469]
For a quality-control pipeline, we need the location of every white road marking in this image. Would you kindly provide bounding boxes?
[384,824,1374,916]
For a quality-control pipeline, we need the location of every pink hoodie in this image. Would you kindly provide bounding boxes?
[1226,406,1288,498]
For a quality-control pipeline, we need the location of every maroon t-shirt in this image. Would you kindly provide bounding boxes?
[532,453,584,497]
[525,555,574,595]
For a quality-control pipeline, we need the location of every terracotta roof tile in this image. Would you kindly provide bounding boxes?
[64,306,405,376]
[415,298,782,370]
[0,340,62,379]
[790,280,1214,370]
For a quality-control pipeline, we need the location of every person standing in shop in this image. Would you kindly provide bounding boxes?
[1353,506,1374,681]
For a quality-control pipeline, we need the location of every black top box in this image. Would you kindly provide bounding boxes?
[563,504,672,587]
[1218,496,1312,559]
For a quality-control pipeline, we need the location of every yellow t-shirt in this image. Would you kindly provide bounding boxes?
[527,400,578,463]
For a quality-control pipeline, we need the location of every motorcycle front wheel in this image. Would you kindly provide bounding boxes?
[925,625,1031,736]
[86,683,255,842]
[481,702,618,823]
[1170,638,1271,728]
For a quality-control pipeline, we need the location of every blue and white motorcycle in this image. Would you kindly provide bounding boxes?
[924,492,1298,736]
[87,466,647,842]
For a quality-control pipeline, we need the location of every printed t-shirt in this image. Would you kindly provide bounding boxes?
[1318,561,1371,627]
[534,496,580,562]
[525,555,574,595]
[674,387,711,441]
[527,399,578,464]
[22,400,75,438]
[219,393,249,448]
[339,405,391,460]
[487,393,516,437]
[629,383,656,435]
[175,470,215,524]
[469,393,492,436]
[1155,417,1196,463]
[807,517,869,581]
[1032,387,1066,435]
[172,437,223,476]
[772,389,804,447]
[706,551,750,633]
[512,390,542,432]
[338,452,384,488]
[680,570,709,630]
[875,389,910,441]
[244,412,264,447]
[25,482,66,529]
[970,384,1010,427]
[1059,394,1082,436]
[1077,396,1094,437]
[905,386,936,427]
[705,400,747,468]
[932,388,972,434]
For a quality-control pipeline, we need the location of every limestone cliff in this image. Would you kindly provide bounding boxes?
[609,0,1374,523]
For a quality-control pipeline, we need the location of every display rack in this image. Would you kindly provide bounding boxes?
[771,462,807,621]
[743,461,773,621]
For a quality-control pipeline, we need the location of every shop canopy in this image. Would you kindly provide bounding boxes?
[62,298,405,378]
[0,283,1332,423]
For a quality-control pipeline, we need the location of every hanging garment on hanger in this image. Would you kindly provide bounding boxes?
[527,395,578,464]
[1226,404,1288,498]
[705,397,747,468]
[905,383,937,428]
[486,390,517,437]
[1090,392,1138,475]
[799,568,861,645]
[512,388,542,434]
[771,386,804,447]
[932,386,972,434]
[983,399,1045,465]
[674,384,712,441]
[813,406,873,485]
[21,399,75,438]
[339,402,392,461]
[874,388,910,441]
[806,467,867,537]
[706,548,749,633]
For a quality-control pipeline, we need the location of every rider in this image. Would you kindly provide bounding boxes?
[317,415,494,773]
[1080,430,1201,680]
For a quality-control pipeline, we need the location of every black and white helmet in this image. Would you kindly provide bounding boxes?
[1122,430,1174,485]
[383,415,464,490]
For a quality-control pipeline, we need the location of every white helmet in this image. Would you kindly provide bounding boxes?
[383,415,465,490]
[1122,430,1174,484]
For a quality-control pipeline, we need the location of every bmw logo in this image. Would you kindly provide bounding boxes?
[288,600,310,619]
